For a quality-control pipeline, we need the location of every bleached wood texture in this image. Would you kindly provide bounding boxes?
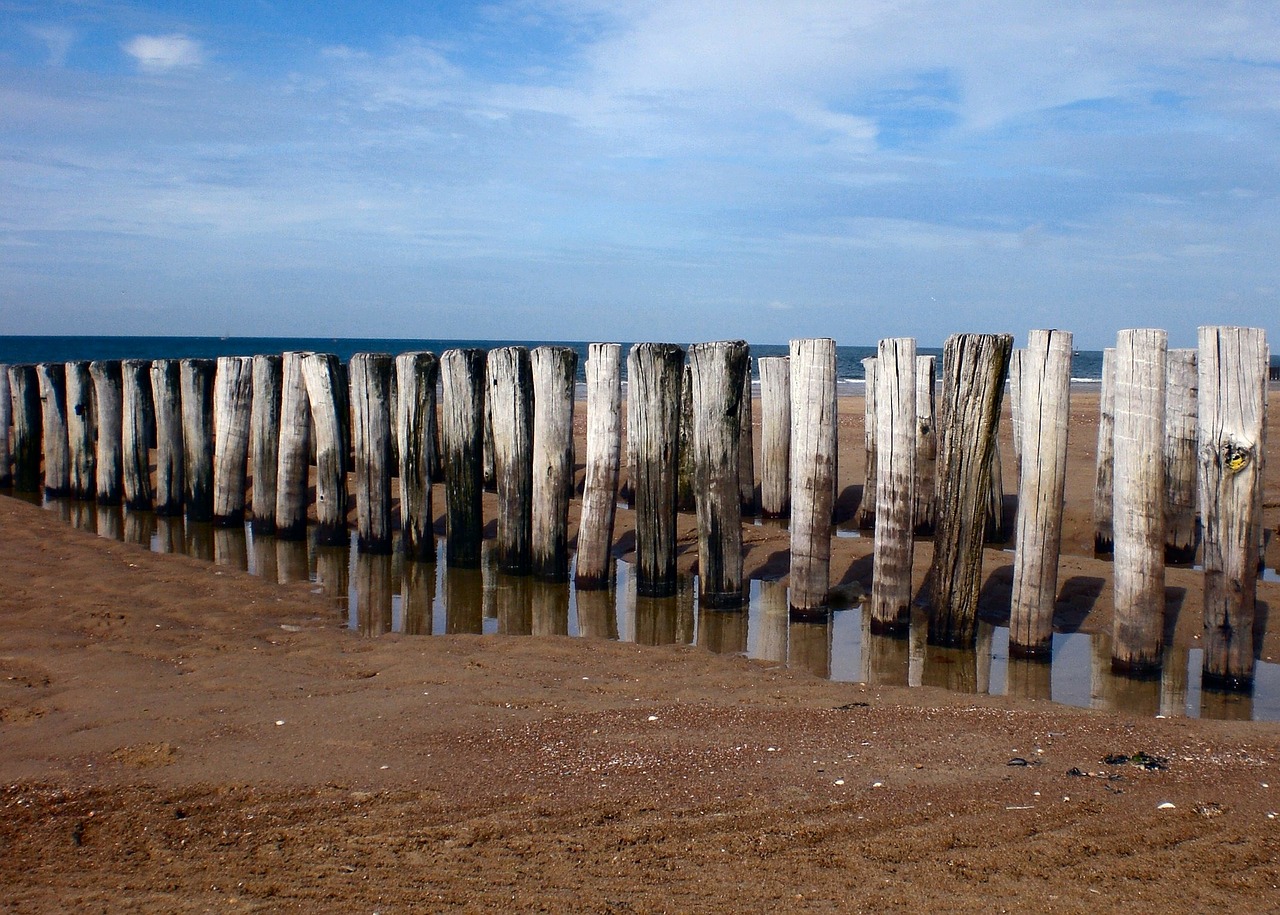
[89,361,123,505]
[350,353,394,553]
[1111,328,1167,676]
[121,360,153,509]
[249,354,282,533]
[274,352,312,540]
[925,333,1012,647]
[575,343,622,588]
[677,362,695,513]
[854,357,877,529]
[179,359,216,523]
[738,355,756,515]
[628,343,684,597]
[913,354,937,535]
[1009,329,1072,657]
[688,340,749,609]
[1164,348,1199,564]
[531,345,577,582]
[440,348,487,568]
[212,356,253,525]
[869,338,917,634]
[395,351,439,562]
[1093,348,1117,555]
[301,352,350,546]
[0,365,10,488]
[1198,325,1268,690]
[65,361,96,500]
[788,338,837,613]
[8,365,42,493]
[758,356,791,518]
[487,346,534,574]
[36,363,71,497]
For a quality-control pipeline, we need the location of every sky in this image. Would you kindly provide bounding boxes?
[2,1,1279,349]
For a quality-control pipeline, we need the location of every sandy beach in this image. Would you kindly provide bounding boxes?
[2,390,1279,912]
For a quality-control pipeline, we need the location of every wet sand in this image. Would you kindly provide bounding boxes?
[2,391,1279,912]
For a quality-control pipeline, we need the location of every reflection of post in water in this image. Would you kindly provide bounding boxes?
[214,525,249,571]
[68,499,97,534]
[122,509,154,547]
[789,612,832,679]
[1200,687,1254,722]
[755,580,789,664]
[355,551,394,636]
[155,515,184,554]
[531,579,570,636]
[445,565,485,634]
[276,537,313,585]
[95,505,124,542]
[1159,646,1188,718]
[861,611,908,687]
[495,573,532,636]
[250,531,279,583]
[675,576,697,645]
[1090,629,1160,715]
[633,593,680,646]
[922,641,980,694]
[184,520,214,563]
[575,585,619,641]
[1007,657,1052,702]
[313,544,349,613]
[401,560,435,636]
[699,606,747,657]
[481,541,498,621]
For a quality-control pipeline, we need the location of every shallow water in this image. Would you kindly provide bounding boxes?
[27,494,1280,723]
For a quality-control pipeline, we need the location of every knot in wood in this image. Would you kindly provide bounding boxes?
[1221,441,1252,474]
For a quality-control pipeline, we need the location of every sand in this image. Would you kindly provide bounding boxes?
[1,391,1279,912]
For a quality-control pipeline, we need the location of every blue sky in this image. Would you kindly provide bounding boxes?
[2,1,1279,348]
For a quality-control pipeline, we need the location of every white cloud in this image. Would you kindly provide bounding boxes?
[123,34,205,73]
[29,25,75,67]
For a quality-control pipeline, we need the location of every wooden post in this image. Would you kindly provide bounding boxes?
[676,362,697,514]
[482,389,497,493]
[487,346,534,573]
[212,356,253,526]
[302,353,349,546]
[440,348,487,568]
[1008,349,1025,472]
[150,360,184,515]
[758,356,791,518]
[36,363,71,497]
[913,354,937,535]
[531,345,576,582]
[1164,348,1199,564]
[738,355,756,515]
[985,431,1008,543]
[1111,328,1167,676]
[120,360,153,509]
[688,340,749,608]
[788,338,837,613]
[1008,329,1072,657]
[65,362,96,500]
[628,343,684,596]
[8,365,42,493]
[1093,348,1117,555]
[623,373,639,509]
[275,352,312,540]
[855,357,877,528]
[1198,325,1268,690]
[249,355,282,533]
[395,351,439,562]
[350,353,394,553]
[576,343,622,589]
[89,361,123,504]
[925,333,1012,647]
[180,359,216,522]
[869,338,917,634]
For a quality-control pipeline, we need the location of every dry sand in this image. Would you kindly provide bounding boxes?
[2,391,1279,912]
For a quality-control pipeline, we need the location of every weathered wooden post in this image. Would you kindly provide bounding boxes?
[913,354,937,535]
[925,333,1012,646]
[487,346,534,573]
[688,340,749,608]
[758,355,791,518]
[1164,348,1199,564]
[8,365,42,493]
[350,353,394,553]
[482,391,497,493]
[36,363,71,497]
[854,357,877,528]
[576,343,622,588]
[274,352,311,540]
[1008,329,1072,657]
[1093,348,1117,555]
[65,362,96,500]
[0,365,10,489]
[985,432,1008,543]
[869,338,917,634]
[1111,328,1167,675]
[395,351,439,562]
[440,348,487,568]
[249,355,282,533]
[211,356,253,525]
[738,356,756,515]
[1008,349,1025,472]
[788,338,837,613]
[676,362,696,513]
[628,343,684,596]
[302,352,349,546]
[151,361,185,514]
[1198,325,1268,690]
[120,360,152,509]
[531,345,577,581]
[89,361,123,504]
[179,359,215,522]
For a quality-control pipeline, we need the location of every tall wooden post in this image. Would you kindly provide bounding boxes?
[36,363,71,497]
[758,356,791,518]
[531,345,576,582]
[1164,348,1199,564]
[212,356,253,526]
[120,360,153,509]
[788,338,837,613]
[275,352,312,540]
[628,343,684,597]
[0,365,10,489]
[482,391,497,493]
[1111,328,1167,676]
[855,357,877,528]
[688,340,749,608]
[926,333,1012,646]
[1008,329,1072,657]
[350,353,394,553]
[576,343,622,588]
[302,353,349,546]
[1093,348,1117,555]
[738,356,756,515]
[870,338,917,634]
[65,362,96,500]
[8,365,42,493]
[89,361,123,505]
[440,348,487,568]
[1008,349,1025,472]
[676,362,696,513]
[395,351,439,562]
[913,354,937,535]
[250,354,282,534]
[180,359,216,523]
[487,346,534,574]
[985,432,1008,543]
[1198,325,1268,690]
[151,360,185,515]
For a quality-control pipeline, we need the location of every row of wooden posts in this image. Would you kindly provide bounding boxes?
[0,326,1270,690]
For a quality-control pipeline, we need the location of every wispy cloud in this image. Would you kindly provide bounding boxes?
[122,34,204,73]
[29,25,75,67]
